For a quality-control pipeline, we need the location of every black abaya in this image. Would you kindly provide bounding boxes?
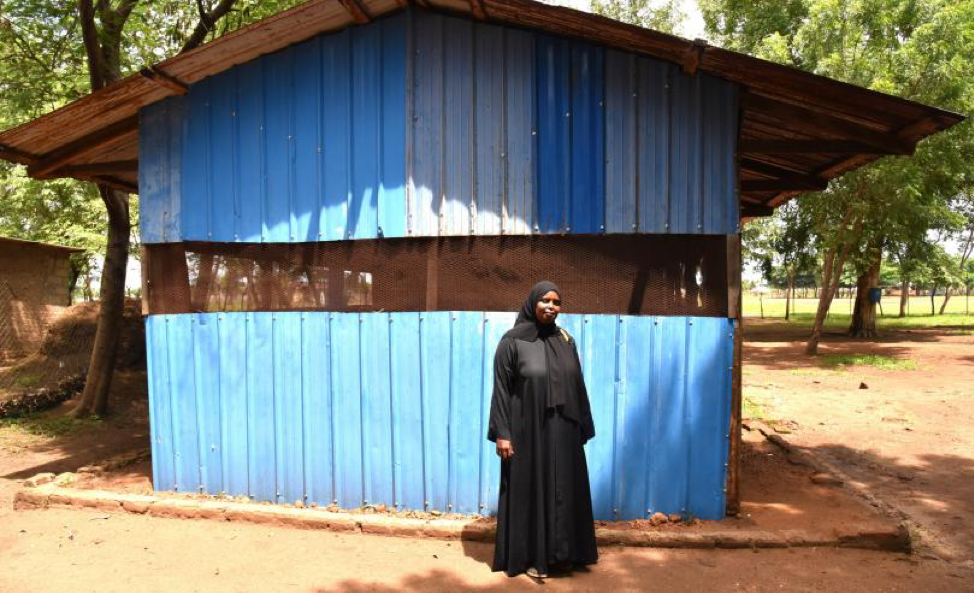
[488,291,598,577]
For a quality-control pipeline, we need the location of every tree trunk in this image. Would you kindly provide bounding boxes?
[930,288,937,315]
[785,270,794,321]
[807,209,862,355]
[72,189,129,417]
[849,253,881,337]
[899,280,909,317]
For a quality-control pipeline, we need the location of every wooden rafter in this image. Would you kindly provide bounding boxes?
[743,93,915,156]
[469,0,488,20]
[681,39,707,76]
[741,178,827,192]
[740,204,774,218]
[0,143,38,166]
[27,115,138,179]
[61,160,138,176]
[139,66,189,95]
[739,139,904,155]
[338,0,371,24]
[77,174,138,194]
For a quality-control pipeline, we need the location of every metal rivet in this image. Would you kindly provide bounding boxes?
[333,499,338,504]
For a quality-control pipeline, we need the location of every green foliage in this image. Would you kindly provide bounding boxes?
[591,0,685,33]
[0,413,102,438]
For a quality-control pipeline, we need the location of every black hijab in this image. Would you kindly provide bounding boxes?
[503,281,574,411]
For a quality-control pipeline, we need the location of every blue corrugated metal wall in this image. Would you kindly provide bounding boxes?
[139,15,407,243]
[146,311,734,520]
[139,10,738,243]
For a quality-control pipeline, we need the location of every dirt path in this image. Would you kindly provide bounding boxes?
[2,342,973,590]
[743,321,974,564]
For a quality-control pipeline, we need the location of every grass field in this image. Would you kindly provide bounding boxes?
[743,294,974,329]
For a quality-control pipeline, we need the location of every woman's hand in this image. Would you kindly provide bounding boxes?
[496,439,514,460]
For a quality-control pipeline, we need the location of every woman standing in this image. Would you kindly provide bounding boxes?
[488,281,598,579]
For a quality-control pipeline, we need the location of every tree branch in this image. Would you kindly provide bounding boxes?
[181,0,237,54]
[78,0,105,90]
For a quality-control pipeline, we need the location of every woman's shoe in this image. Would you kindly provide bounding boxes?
[526,567,548,580]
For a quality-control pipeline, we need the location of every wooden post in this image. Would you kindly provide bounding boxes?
[725,234,743,516]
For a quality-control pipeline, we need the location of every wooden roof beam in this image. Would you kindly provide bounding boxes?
[741,204,774,218]
[139,66,189,95]
[682,39,708,76]
[60,160,138,176]
[27,115,139,179]
[77,174,138,194]
[740,139,904,155]
[469,0,488,20]
[741,178,828,193]
[338,0,371,24]
[743,93,915,156]
[0,143,39,167]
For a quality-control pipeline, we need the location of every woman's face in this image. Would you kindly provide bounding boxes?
[535,290,561,325]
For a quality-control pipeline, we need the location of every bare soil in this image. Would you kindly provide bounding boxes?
[744,320,974,564]
[1,323,972,590]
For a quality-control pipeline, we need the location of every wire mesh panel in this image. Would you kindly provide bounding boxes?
[143,235,729,317]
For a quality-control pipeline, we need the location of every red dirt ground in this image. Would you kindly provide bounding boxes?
[1,324,972,590]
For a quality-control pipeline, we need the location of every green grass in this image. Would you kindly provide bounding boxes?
[0,414,101,439]
[743,295,974,330]
[818,353,917,371]
[742,394,769,421]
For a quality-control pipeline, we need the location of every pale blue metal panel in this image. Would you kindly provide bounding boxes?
[581,314,618,520]
[421,312,451,510]
[302,312,334,505]
[273,313,305,504]
[218,313,249,495]
[362,313,394,507]
[390,312,425,511]
[479,312,512,513]
[147,311,733,519]
[167,315,200,492]
[192,313,223,494]
[331,313,364,507]
[246,312,276,501]
[145,316,175,491]
[449,312,484,513]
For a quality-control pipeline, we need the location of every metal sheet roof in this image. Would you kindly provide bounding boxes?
[0,0,964,212]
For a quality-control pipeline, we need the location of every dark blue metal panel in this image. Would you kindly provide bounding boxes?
[139,98,183,243]
[504,29,536,236]
[380,18,408,239]
[292,38,321,242]
[235,60,265,243]
[473,27,505,237]
[570,44,605,235]
[537,35,571,234]
[321,30,352,243]
[409,12,445,238]
[208,73,237,242]
[147,310,733,519]
[182,79,210,241]
[604,51,637,234]
[349,27,381,240]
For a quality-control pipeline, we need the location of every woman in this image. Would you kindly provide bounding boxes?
[488,281,598,579]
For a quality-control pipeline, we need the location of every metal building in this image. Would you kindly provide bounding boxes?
[0,0,960,521]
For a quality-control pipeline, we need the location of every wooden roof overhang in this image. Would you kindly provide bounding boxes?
[0,236,85,253]
[0,0,963,215]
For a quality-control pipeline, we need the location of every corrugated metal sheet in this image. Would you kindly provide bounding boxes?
[139,15,407,244]
[146,311,734,519]
[140,11,738,243]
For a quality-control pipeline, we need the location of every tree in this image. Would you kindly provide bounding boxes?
[702,0,974,353]
[591,0,685,33]
[0,0,307,416]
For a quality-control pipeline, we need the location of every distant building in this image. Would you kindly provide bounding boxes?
[0,237,81,360]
